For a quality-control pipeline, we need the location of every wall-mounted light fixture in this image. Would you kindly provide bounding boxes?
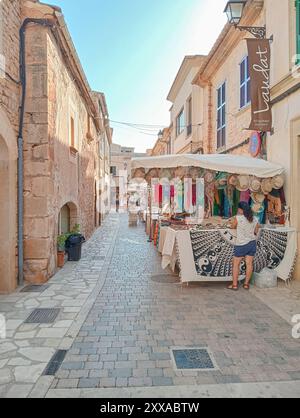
[224,0,266,39]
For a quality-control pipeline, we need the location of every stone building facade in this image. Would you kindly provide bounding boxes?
[167,55,206,155]
[152,0,300,279]
[265,0,300,277]
[110,144,146,210]
[0,0,112,292]
[0,0,21,293]
[192,0,265,155]
[151,127,172,157]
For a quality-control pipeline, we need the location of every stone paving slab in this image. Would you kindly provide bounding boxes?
[0,215,120,398]
[46,380,300,398]
[54,215,300,391]
[2,213,300,397]
[251,282,300,325]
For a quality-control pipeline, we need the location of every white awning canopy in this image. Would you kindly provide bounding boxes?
[131,154,284,179]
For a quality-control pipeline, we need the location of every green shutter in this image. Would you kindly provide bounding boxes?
[297,0,300,64]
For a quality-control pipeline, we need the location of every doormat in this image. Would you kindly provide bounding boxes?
[171,348,218,371]
[151,274,180,284]
[24,308,60,324]
[21,285,50,293]
[43,350,68,376]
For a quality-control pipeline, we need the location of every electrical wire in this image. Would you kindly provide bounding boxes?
[110,119,203,132]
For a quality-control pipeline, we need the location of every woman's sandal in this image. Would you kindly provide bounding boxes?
[227,284,239,291]
[243,283,250,290]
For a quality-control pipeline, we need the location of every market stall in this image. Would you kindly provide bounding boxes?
[131,154,297,284]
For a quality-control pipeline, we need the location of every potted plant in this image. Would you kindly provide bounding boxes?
[57,234,68,268]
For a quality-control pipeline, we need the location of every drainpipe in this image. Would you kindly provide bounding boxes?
[18,18,54,286]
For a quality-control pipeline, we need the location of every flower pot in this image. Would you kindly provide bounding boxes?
[57,251,65,268]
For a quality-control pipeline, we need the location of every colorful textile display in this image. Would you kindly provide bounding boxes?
[240,190,251,203]
[174,179,183,213]
[162,184,171,213]
[196,179,205,219]
[251,201,265,224]
[205,182,215,217]
[184,178,193,214]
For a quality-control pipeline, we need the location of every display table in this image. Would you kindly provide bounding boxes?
[161,226,297,284]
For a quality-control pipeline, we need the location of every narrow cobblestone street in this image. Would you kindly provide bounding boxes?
[1,213,300,398]
[52,214,300,393]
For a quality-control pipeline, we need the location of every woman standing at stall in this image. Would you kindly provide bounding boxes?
[228,202,260,291]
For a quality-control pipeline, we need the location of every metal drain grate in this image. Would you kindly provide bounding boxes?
[171,348,218,371]
[21,285,50,293]
[24,308,60,324]
[43,350,67,376]
[151,274,179,284]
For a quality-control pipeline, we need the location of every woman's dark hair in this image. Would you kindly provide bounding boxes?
[238,202,254,223]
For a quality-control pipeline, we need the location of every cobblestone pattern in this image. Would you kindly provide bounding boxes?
[54,214,300,389]
[0,215,119,398]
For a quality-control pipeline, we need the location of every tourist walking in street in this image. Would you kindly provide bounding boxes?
[228,202,260,291]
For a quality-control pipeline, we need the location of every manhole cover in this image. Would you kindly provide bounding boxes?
[24,308,60,324]
[151,274,179,284]
[171,348,218,371]
[21,285,50,293]
[43,350,67,376]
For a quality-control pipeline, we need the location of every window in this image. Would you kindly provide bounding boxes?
[70,116,75,148]
[110,166,117,176]
[187,97,192,136]
[240,56,251,108]
[297,0,300,65]
[176,108,185,137]
[217,82,226,149]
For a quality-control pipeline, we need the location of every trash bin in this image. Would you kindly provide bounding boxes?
[65,234,85,261]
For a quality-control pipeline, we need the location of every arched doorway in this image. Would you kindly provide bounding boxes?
[58,202,78,234]
[0,109,17,293]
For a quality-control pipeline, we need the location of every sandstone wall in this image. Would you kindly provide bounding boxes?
[201,23,264,156]
[22,22,100,283]
[0,0,21,131]
[0,0,21,293]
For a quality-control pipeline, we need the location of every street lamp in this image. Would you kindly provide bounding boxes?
[224,0,246,25]
[224,0,266,39]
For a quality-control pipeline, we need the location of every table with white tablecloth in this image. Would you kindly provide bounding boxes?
[160,226,297,284]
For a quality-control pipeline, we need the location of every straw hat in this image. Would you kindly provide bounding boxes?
[145,168,160,182]
[261,178,273,195]
[204,171,215,184]
[272,175,284,190]
[252,202,264,214]
[228,174,239,187]
[251,192,265,204]
[160,168,173,181]
[174,166,187,179]
[189,167,202,181]
[236,175,250,192]
[249,177,262,193]
[132,168,145,180]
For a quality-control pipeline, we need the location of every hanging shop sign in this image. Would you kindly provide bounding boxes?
[249,131,262,157]
[247,38,272,132]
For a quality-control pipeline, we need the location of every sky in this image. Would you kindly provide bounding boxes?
[54,0,228,152]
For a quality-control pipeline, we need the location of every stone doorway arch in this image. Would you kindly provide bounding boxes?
[0,108,17,293]
[58,201,78,234]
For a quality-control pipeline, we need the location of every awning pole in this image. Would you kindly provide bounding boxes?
[148,184,153,243]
